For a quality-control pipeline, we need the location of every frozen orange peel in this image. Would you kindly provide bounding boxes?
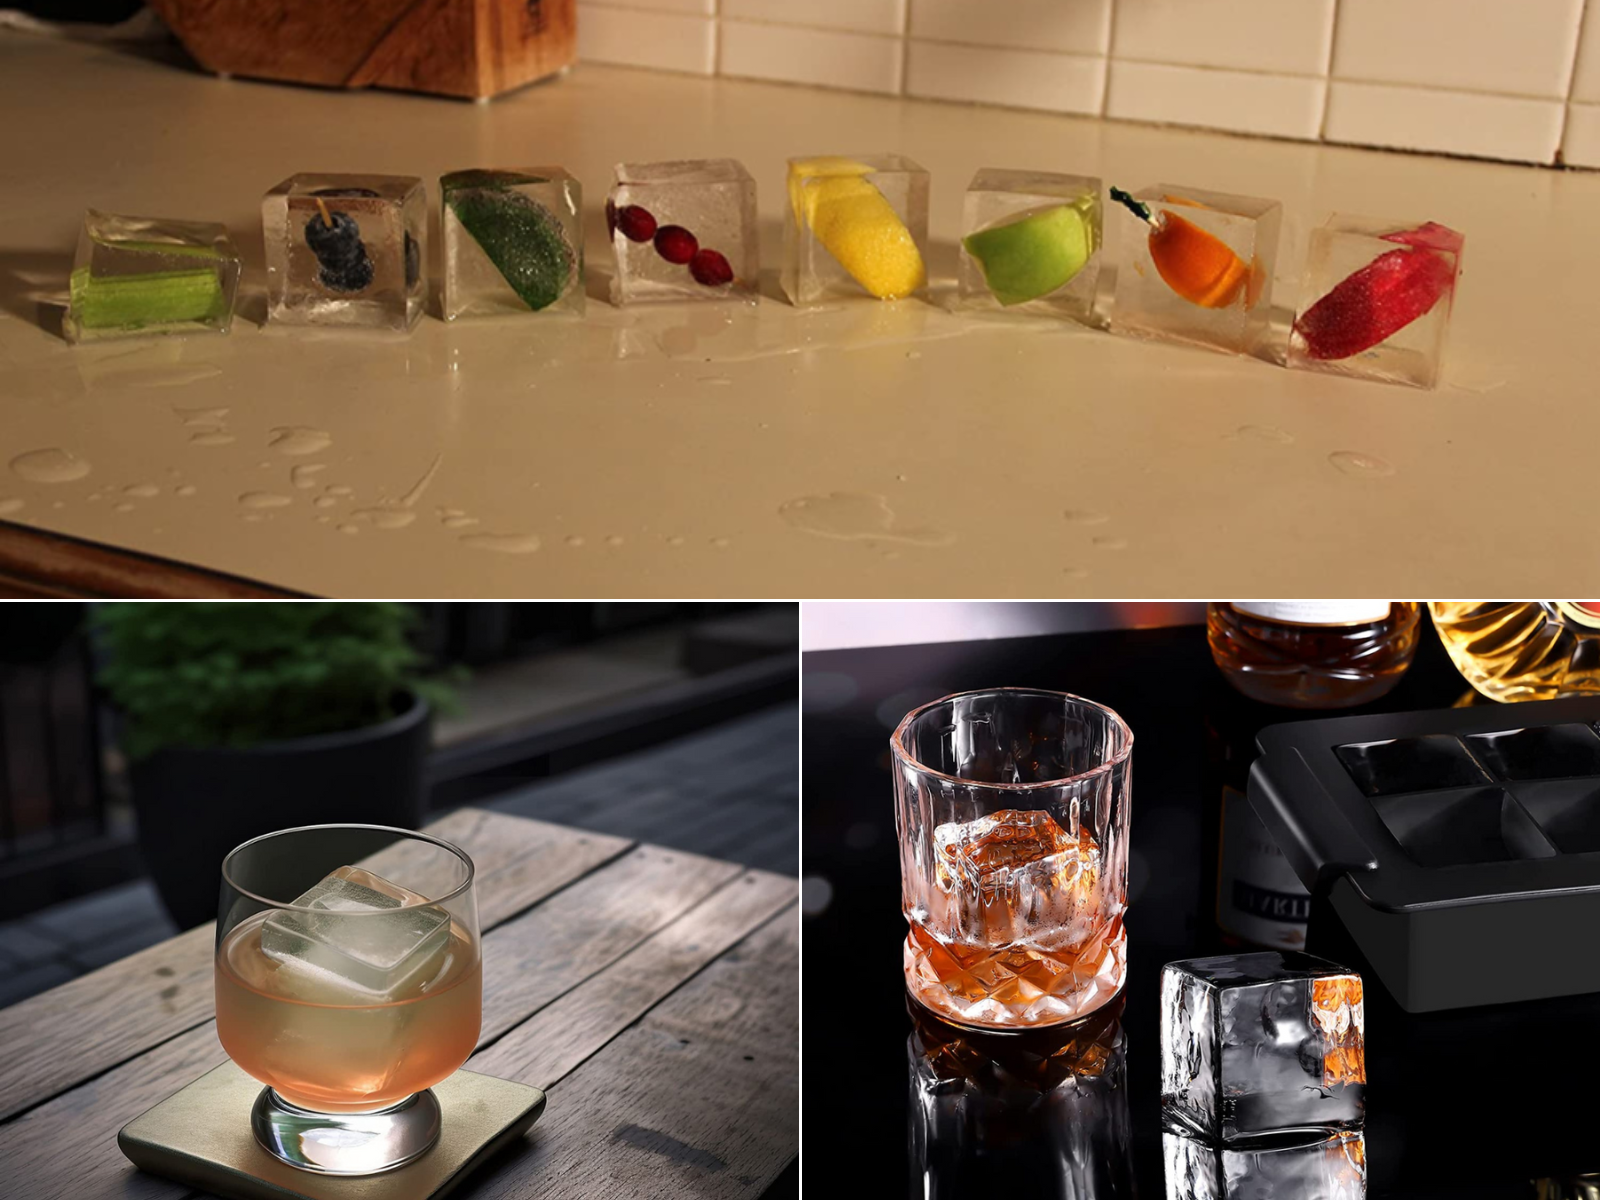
[1111,187,1252,310]
[1311,975,1367,1089]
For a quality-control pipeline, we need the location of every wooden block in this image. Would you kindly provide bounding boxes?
[145,0,577,101]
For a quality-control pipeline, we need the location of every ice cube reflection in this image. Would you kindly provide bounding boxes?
[907,997,1133,1200]
[1163,1129,1366,1200]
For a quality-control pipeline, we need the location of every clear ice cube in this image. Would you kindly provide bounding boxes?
[925,809,1105,950]
[1164,1129,1367,1200]
[1109,183,1281,356]
[782,154,930,307]
[442,167,584,320]
[63,209,240,344]
[1287,215,1463,390]
[959,168,1102,324]
[607,159,758,305]
[261,865,450,1000]
[1161,951,1365,1142]
[263,173,426,331]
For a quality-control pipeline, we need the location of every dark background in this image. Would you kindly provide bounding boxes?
[802,616,1600,1197]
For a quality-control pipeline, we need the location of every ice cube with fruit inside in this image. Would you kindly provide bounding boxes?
[261,865,451,1001]
[442,167,584,320]
[959,169,1102,322]
[1109,184,1281,356]
[607,159,757,305]
[1164,1129,1367,1200]
[63,210,240,344]
[783,154,929,306]
[1161,951,1365,1143]
[1287,215,1464,389]
[264,173,426,331]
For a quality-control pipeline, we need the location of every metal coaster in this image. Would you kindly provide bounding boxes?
[118,1062,545,1200]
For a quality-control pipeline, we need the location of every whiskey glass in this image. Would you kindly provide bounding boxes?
[216,825,482,1174]
[893,689,1132,1031]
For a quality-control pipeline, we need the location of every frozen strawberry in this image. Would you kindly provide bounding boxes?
[1293,227,1459,361]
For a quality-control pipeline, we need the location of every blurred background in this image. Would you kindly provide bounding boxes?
[0,600,797,1006]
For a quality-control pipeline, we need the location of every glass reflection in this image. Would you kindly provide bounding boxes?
[1163,1129,1366,1199]
[907,994,1134,1199]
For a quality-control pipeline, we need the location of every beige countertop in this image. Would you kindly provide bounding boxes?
[2,34,1593,598]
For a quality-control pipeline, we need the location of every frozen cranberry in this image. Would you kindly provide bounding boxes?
[654,225,698,265]
[689,248,733,287]
[615,205,656,243]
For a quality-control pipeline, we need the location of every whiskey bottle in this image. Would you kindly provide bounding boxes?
[1430,602,1600,702]
[1207,602,1421,709]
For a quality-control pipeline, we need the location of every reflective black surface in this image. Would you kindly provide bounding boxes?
[802,622,1600,1198]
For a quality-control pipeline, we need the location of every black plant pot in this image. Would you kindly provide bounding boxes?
[129,693,432,930]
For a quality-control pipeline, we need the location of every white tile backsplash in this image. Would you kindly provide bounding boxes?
[720,21,904,95]
[909,0,1112,55]
[1112,0,1336,76]
[574,0,1600,168]
[907,41,1106,115]
[1333,0,1584,99]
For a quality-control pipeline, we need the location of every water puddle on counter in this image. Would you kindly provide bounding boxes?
[778,492,953,547]
[11,448,92,484]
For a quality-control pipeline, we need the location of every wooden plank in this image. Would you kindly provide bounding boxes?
[0,845,753,1200]
[469,910,799,1199]
[0,809,628,1122]
[0,522,294,599]
[471,871,796,1088]
[479,845,743,1042]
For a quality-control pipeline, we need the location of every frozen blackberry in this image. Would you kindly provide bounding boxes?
[304,207,374,293]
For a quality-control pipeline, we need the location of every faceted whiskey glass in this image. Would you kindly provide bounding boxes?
[216,825,482,1175]
[893,689,1132,1031]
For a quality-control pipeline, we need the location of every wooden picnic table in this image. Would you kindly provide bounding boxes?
[0,808,798,1198]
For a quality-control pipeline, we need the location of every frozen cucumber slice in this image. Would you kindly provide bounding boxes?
[69,265,225,330]
[447,187,573,312]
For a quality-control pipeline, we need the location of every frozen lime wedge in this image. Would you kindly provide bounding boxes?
[963,203,1095,306]
[447,187,574,312]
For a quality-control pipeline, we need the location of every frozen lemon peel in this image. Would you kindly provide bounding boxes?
[789,157,925,300]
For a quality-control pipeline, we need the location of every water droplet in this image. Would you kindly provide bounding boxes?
[313,495,338,509]
[269,426,333,456]
[242,513,264,523]
[188,431,235,446]
[349,507,415,530]
[1092,536,1128,550]
[698,376,732,386]
[905,350,922,360]
[175,484,198,497]
[238,491,291,510]
[1233,424,1294,444]
[325,485,354,497]
[565,535,585,547]
[0,498,23,515]
[290,464,328,489]
[460,532,541,554]
[11,448,92,484]
[605,535,624,546]
[51,501,65,509]
[667,535,685,546]
[442,515,478,529]
[438,507,466,519]
[337,523,360,536]
[122,483,161,498]
[1062,566,1090,579]
[172,406,229,427]
[711,536,731,549]
[1328,450,1395,477]
[895,474,909,483]
[1063,509,1110,526]
[113,502,135,513]
[778,492,953,546]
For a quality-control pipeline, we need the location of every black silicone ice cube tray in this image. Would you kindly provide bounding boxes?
[1247,697,1600,1013]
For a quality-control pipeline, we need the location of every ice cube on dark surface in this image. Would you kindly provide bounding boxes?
[1370,786,1556,867]
[1163,1129,1366,1200]
[1467,724,1600,781]
[1161,951,1365,1142]
[1335,735,1489,797]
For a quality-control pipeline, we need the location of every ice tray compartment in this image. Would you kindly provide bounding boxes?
[1510,780,1600,854]
[1369,787,1557,868]
[1465,724,1600,781]
[1335,735,1490,797]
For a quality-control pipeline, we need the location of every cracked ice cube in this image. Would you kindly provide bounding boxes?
[261,865,451,1001]
[1161,951,1365,1142]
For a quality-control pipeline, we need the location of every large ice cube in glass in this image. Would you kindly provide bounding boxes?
[607,159,758,305]
[1109,183,1281,356]
[783,154,929,307]
[264,173,426,331]
[1164,1129,1367,1200]
[1288,215,1463,389]
[442,167,584,320]
[261,865,450,999]
[1161,951,1365,1142]
[959,169,1101,323]
[63,210,240,344]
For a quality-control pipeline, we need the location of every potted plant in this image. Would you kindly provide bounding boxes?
[94,602,457,929]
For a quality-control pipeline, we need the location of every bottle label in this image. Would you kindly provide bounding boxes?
[1231,601,1389,627]
[1556,602,1600,630]
[1216,786,1309,950]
